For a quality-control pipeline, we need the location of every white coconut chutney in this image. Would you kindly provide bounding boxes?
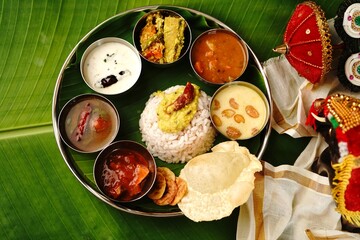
[82,38,141,95]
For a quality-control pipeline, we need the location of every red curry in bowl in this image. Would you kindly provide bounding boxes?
[94,140,156,202]
[190,29,248,84]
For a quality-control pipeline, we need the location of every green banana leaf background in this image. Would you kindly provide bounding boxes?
[0,0,343,239]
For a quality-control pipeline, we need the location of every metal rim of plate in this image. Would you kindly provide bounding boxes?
[51,5,273,217]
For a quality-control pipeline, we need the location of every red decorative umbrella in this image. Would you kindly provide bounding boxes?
[273,1,333,84]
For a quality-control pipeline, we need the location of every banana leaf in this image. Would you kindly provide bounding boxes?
[0,0,343,239]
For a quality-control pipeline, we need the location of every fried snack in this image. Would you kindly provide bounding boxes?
[178,141,262,222]
[170,177,188,206]
[157,167,176,181]
[153,167,177,206]
[149,167,188,206]
[147,171,166,200]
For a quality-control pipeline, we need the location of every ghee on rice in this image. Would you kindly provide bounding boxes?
[139,85,216,163]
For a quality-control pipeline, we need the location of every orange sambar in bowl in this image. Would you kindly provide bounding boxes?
[190,29,248,84]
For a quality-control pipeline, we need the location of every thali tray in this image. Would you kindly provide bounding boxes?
[52,5,272,217]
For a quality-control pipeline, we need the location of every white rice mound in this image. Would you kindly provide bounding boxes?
[139,85,216,163]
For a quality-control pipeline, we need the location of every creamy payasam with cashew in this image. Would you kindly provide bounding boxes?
[211,83,268,140]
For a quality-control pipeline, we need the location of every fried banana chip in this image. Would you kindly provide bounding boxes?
[147,171,166,200]
[170,177,188,206]
[153,167,177,206]
[157,167,176,181]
